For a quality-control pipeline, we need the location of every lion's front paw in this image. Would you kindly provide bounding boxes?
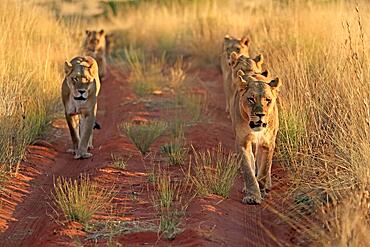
[67,149,76,154]
[242,193,262,205]
[74,151,93,159]
[260,188,268,199]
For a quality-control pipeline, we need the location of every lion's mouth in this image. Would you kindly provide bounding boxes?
[249,121,267,129]
[74,96,87,101]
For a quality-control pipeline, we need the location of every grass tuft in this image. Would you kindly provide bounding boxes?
[152,170,193,240]
[52,175,115,224]
[120,121,167,155]
[160,141,188,166]
[110,153,128,170]
[190,145,240,198]
[124,48,167,97]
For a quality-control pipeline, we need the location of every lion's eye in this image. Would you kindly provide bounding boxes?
[248,98,255,104]
[72,77,78,83]
[266,99,272,105]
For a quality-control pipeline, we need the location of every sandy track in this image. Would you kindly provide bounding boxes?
[0,66,291,246]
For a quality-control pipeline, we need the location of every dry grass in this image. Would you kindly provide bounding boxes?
[152,169,194,240]
[110,153,128,170]
[190,145,240,198]
[0,0,77,173]
[52,175,115,224]
[124,48,167,97]
[119,121,167,155]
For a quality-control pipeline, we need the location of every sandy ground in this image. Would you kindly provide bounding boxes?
[0,66,294,246]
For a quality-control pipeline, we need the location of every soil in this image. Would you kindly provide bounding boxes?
[0,66,295,246]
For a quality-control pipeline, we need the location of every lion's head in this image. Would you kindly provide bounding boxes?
[64,56,98,101]
[223,35,250,59]
[230,52,264,75]
[84,29,106,53]
[236,71,282,132]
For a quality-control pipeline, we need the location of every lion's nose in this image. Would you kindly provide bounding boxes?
[256,113,265,118]
[78,89,86,94]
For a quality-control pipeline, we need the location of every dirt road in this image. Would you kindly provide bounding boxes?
[0,66,291,246]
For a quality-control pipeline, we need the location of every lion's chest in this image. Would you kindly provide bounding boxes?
[66,98,89,116]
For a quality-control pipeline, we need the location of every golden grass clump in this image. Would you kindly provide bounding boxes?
[0,0,78,173]
[190,145,240,198]
[52,175,115,224]
[119,121,167,155]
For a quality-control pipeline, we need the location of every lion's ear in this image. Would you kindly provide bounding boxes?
[88,60,99,78]
[229,51,239,66]
[240,36,250,47]
[254,54,264,69]
[261,70,269,77]
[85,30,90,35]
[99,29,105,35]
[64,61,73,75]
[224,34,231,41]
[237,70,248,89]
[269,77,282,91]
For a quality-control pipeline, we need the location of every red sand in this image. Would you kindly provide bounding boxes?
[0,66,294,246]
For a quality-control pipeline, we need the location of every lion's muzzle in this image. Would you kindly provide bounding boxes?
[74,96,87,101]
[249,120,267,129]
[249,113,267,130]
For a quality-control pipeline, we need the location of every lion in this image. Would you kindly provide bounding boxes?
[229,69,282,204]
[224,52,264,116]
[220,35,250,113]
[62,56,101,159]
[83,29,109,80]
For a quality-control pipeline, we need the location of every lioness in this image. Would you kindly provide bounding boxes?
[83,29,108,80]
[226,52,264,115]
[230,69,282,204]
[220,35,250,113]
[62,56,101,159]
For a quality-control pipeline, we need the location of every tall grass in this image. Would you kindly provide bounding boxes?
[0,0,77,173]
[104,1,370,244]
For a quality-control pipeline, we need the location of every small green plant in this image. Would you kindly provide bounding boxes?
[110,153,128,169]
[190,145,240,198]
[120,121,167,155]
[159,211,183,240]
[52,175,115,224]
[153,170,193,240]
[168,118,186,139]
[160,141,188,166]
